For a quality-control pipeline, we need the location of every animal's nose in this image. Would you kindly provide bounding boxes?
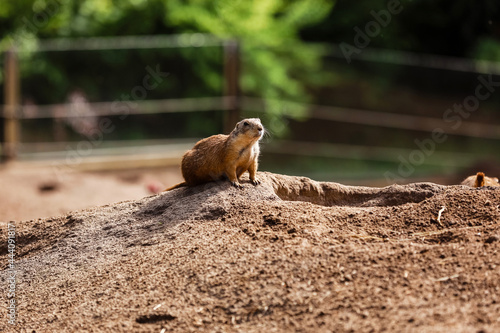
[257,126,263,131]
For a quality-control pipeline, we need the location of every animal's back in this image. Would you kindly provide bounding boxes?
[181,134,228,185]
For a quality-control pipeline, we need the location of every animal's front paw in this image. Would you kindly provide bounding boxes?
[251,178,261,186]
[231,181,244,189]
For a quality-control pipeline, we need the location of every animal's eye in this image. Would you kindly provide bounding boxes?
[243,121,249,126]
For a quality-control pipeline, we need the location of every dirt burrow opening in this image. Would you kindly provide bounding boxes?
[264,172,446,207]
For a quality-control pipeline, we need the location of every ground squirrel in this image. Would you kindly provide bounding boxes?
[461,172,500,187]
[166,118,264,190]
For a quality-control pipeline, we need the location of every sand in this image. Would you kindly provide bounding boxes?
[1,171,499,332]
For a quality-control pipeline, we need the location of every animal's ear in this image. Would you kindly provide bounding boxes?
[494,177,499,183]
[475,172,485,187]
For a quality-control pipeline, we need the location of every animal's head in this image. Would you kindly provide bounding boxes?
[474,172,500,187]
[234,118,264,140]
[462,172,500,187]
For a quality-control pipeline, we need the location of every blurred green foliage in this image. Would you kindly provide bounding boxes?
[0,0,335,137]
[2,0,500,109]
[474,37,500,61]
[302,0,500,59]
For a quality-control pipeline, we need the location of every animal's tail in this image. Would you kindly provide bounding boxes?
[164,182,187,191]
[474,172,485,187]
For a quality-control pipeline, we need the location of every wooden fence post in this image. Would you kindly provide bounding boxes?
[223,40,241,133]
[3,48,20,161]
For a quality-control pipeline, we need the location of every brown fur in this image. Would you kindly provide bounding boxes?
[165,118,264,190]
[461,172,500,187]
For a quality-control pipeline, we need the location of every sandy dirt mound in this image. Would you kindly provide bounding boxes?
[1,172,499,332]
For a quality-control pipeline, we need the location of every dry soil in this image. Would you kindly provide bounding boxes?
[0,171,499,332]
